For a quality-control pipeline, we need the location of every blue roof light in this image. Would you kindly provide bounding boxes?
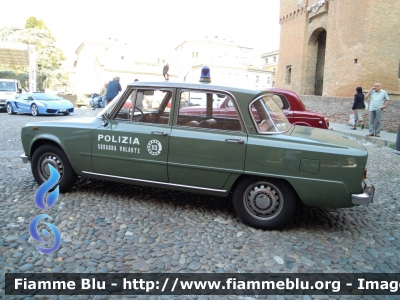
[199,66,211,83]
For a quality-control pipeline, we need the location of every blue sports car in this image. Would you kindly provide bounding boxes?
[6,93,74,116]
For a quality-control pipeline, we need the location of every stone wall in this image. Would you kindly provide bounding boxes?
[299,95,400,132]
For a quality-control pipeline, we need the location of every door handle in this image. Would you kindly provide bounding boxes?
[151,131,169,136]
[225,138,245,144]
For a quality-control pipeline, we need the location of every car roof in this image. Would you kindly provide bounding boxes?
[127,81,263,95]
[127,81,300,99]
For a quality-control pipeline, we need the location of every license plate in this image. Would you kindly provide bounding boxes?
[60,109,66,112]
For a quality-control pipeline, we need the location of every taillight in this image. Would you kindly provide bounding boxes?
[364,169,367,180]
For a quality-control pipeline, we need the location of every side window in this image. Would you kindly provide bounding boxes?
[251,96,291,133]
[272,94,290,110]
[177,91,242,131]
[114,89,172,125]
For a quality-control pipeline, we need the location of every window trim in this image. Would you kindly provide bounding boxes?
[174,88,248,134]
[249,94,292,135]
[105,87,174,126]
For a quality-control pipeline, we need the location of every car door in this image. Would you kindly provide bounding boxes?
[168,89,247,190]
[15,94,31,112]
[91,87,174,183]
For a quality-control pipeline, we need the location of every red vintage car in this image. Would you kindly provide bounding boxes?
[180,88,329,129]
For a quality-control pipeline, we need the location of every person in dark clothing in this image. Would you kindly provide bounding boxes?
[104,76,122,106]
[163,63,169,80]
[351,86,365,130]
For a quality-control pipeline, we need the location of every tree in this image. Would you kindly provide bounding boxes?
[0,17,68,91]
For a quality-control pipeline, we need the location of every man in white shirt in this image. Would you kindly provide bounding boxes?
[364,82,389,137]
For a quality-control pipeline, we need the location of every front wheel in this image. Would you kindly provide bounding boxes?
[31,104,39,116]
[6,103,15,115]
[31,144,77,193]
[89,102,96,110]
[232,177,297,230]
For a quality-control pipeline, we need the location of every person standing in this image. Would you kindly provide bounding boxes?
[163,63,169,80]
[365,82,390,137]
[100,82,107,97]
[104,76,122,106]
[351,87,365,130]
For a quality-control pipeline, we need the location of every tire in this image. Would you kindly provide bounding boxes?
[31,104,39,116]
[89,103,96,110]
[6,103,15,115]
[232,177,297,230]
[31,144,77,193]
[63,112,69,116]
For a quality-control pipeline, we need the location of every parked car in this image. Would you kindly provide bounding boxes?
[180,88,329,129]
[7,93,74,116]
[20,79,374,229]
[0,79,23,111]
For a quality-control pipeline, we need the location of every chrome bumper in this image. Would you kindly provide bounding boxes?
[351,181,375,205]
[20,154,29,164]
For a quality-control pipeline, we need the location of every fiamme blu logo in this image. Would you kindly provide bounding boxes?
[29,164,62,254]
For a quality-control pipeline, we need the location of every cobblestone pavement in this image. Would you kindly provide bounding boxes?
[1,108,400,299]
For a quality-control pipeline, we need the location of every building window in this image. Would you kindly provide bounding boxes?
[285,66,292,85]
[274,56,277,62]
[121,56,124,60]
[265,58,268,64]
[256,76,259,83]
[267,77,271,85]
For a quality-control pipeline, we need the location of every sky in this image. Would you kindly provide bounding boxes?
[0,0,281,62]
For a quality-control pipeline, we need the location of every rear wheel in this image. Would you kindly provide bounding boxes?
[89,102,96,110]
[31,144,77,192]
[6,103,15,115]
[31,104,39,116]
[232,177,297,230]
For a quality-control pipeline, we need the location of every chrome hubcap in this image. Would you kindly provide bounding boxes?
[38,153,64,182]
[32,105,38,116]
[7,104,12,114]
[244,182,283,220]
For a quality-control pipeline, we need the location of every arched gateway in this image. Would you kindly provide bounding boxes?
[304,28,327,96]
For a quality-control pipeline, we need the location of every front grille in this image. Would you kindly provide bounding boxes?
[46,109,58,113]
[67,108,74,113]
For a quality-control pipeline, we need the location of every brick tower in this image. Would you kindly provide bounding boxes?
[276,0,400,97]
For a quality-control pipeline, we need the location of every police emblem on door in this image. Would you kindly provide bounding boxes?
[147,139,162,156]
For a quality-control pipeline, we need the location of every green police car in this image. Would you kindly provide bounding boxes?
[20,77,374,230]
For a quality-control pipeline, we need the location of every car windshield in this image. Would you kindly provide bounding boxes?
[0,81,16,91]
[33,94,62,101]
[250,94,291,133]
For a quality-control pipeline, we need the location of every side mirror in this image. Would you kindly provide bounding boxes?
[18,88,22,93]
[28,96,34,101]
[102,113,110,126]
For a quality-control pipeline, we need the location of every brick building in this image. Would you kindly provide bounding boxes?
[276,0,400,97]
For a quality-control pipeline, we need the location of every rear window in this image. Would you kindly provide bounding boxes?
[250,95,291,133]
